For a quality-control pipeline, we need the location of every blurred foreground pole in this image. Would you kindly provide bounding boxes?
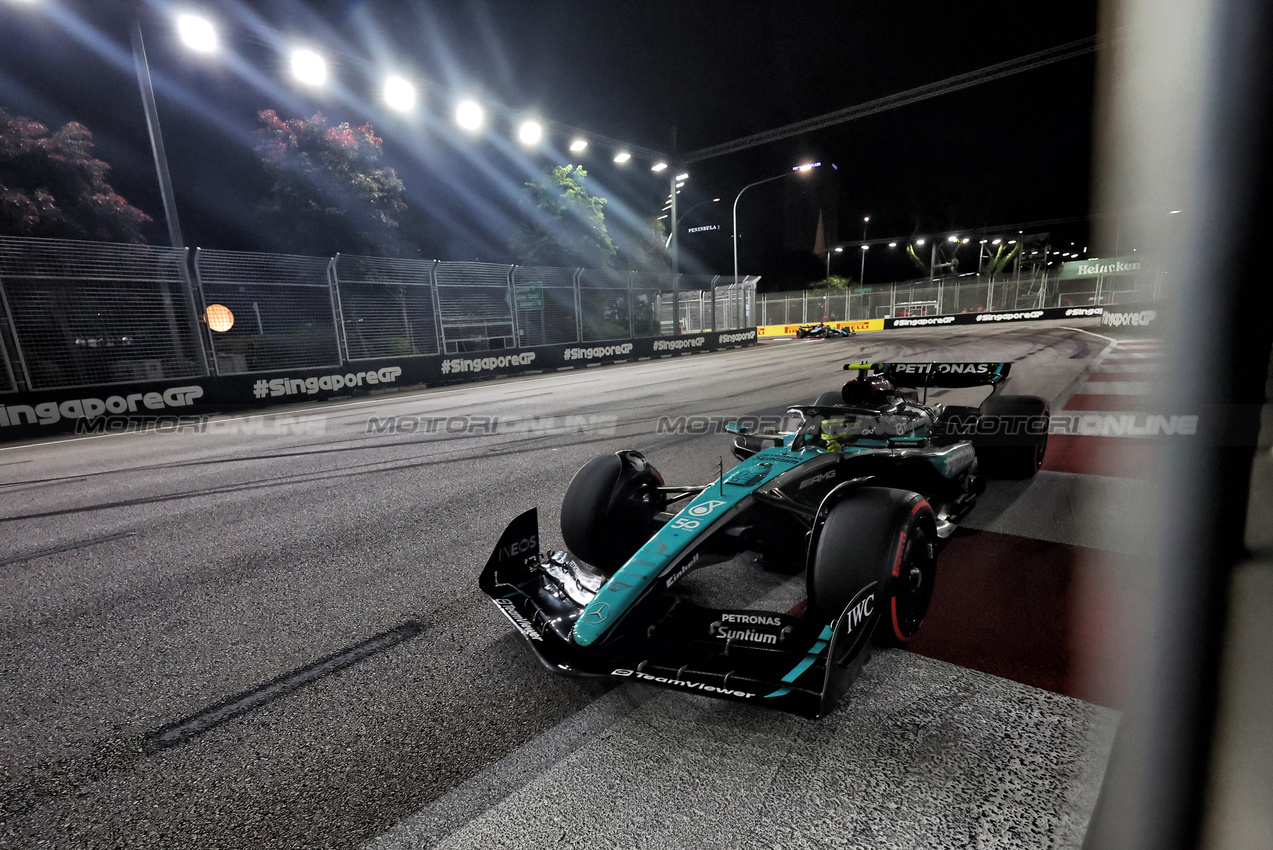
[1083,1,1272,849]
[130,15,183,250]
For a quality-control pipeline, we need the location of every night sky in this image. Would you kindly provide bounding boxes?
[0,0,1100,286]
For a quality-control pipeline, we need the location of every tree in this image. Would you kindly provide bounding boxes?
[0,108,152,243]
[512,164,616,269]
[254,110,407,256]
[820,274,856,290]
[614,214,673,272]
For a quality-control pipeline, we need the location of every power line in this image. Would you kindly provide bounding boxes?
[682,34,1107,164]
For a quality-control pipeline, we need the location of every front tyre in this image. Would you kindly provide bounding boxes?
[560,451,666,574]
[809,487,937,644]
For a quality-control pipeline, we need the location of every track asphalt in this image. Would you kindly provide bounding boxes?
[1,321,1129,848]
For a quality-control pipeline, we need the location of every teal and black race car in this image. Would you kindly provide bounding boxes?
[479,361,1049,718]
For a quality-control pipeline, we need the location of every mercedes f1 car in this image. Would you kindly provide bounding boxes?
[480,361,1049,718]
[794,322,854,339]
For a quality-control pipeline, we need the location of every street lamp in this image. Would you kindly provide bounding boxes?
[827,244,843,279]
[383,75,416,112]
[732,163,821,288]
[175,13,217,53]
[289,47,327,86]
[455,99,484,131]
[517,119,543,146]
[861,215,870,285]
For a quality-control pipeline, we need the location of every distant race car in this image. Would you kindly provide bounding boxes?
[794,322,854,339]
[480,361,1049,718]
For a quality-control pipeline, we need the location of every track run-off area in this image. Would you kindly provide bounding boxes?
[1,320,1152,849]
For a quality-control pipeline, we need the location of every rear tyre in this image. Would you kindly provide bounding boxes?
[809,487,937,644]
[975,394,1049,478]
[560,451,666,574]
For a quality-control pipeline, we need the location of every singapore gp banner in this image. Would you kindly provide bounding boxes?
[883,305,1106,328]
[0,330,757,440]
[758,307,1108,337]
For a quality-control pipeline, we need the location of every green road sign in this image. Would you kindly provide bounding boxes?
[515,284,543,310]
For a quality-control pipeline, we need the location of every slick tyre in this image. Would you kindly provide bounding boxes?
[561,451,666,575]
[975,394,1050,478]
[809,487,937,645]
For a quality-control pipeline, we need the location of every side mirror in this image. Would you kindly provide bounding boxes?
[725,423,750,436]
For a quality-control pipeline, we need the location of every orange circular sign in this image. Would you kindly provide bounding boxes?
[205,304,235,332]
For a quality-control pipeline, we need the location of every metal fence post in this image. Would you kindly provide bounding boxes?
[0,278,32,391]
[428,260,446,354]
[573,268,584,343]
[328,254,350,365]
[709,274,718,331]
[191,247,219,376]
[628,272,635,339]
[506,264,521,349]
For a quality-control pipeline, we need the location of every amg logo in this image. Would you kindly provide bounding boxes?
[799,470,837,489]
[495,599,543,641]
[499,535,538,560]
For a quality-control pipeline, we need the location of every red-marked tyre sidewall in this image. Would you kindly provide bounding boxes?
[809,487,937,644]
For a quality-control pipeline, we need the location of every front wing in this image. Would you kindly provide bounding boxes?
[478,509,881,719]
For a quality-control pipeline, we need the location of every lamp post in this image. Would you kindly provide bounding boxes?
[860,215,869,285]
[732,162,821,289]
[826,245,843,279]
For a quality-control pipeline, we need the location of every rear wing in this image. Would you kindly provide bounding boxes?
[844,361,1011,388]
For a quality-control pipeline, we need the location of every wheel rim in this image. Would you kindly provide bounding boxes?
[892,522,936,639]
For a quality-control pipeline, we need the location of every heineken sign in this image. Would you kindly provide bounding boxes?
[1058,256,1144,280]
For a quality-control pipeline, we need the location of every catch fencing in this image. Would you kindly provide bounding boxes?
[0,236,756,392]
[759,267,1163,325]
